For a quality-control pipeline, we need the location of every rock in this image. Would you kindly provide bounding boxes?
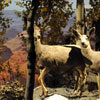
[97,99,100,100]
[87,70,97,83]
[33,86,99,100]
[45,94,68,100]
[80,97,98,100]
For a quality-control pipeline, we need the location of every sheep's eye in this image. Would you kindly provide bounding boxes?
[38,36,41,39]
[34,37,37,41]
[79,38,81,40]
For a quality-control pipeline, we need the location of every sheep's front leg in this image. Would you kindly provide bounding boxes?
[38,67,48,96]
[97,72,100,98]
[74,70,79,91]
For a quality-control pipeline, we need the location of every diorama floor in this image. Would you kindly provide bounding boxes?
[33,86,99,100]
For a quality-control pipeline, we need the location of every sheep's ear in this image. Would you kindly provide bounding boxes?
[88,27,96,36]
[72,29,80,38]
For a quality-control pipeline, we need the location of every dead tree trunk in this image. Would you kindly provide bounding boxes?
[76,0,85,34]
[25,0,40,100]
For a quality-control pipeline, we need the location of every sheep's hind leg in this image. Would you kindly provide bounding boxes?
[38,67,49,97]
[73,68,81,96]
[97,72,100,98]
[74,69,79,92]
[73,68,86,96]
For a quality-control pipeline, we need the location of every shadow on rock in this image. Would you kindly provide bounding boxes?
[0,46,13,62]
[44,71,75,89]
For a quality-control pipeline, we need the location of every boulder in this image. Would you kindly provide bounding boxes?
[45,94,68,100]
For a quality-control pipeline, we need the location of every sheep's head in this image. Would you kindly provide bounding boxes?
[73,27,95,49]
[77,34,90,48]
[34,25,41,41]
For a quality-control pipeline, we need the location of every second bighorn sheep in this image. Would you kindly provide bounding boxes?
[34,25,92,96]
[73,27,100,98]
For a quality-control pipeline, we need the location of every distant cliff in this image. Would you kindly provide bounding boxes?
[3,10,24,41]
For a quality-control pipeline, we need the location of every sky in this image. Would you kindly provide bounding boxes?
[4,0,90,11]
[4,0,24,11]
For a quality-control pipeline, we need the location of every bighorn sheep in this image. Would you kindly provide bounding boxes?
[33,25,92,96]
[73,27,100,98]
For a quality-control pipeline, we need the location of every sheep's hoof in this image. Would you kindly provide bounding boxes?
[39,91,44,97]
[73,90,78,95]
[44,90,48,97]
[73,90,81,97]
[39,90,48,97]
[39,93,43,97]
